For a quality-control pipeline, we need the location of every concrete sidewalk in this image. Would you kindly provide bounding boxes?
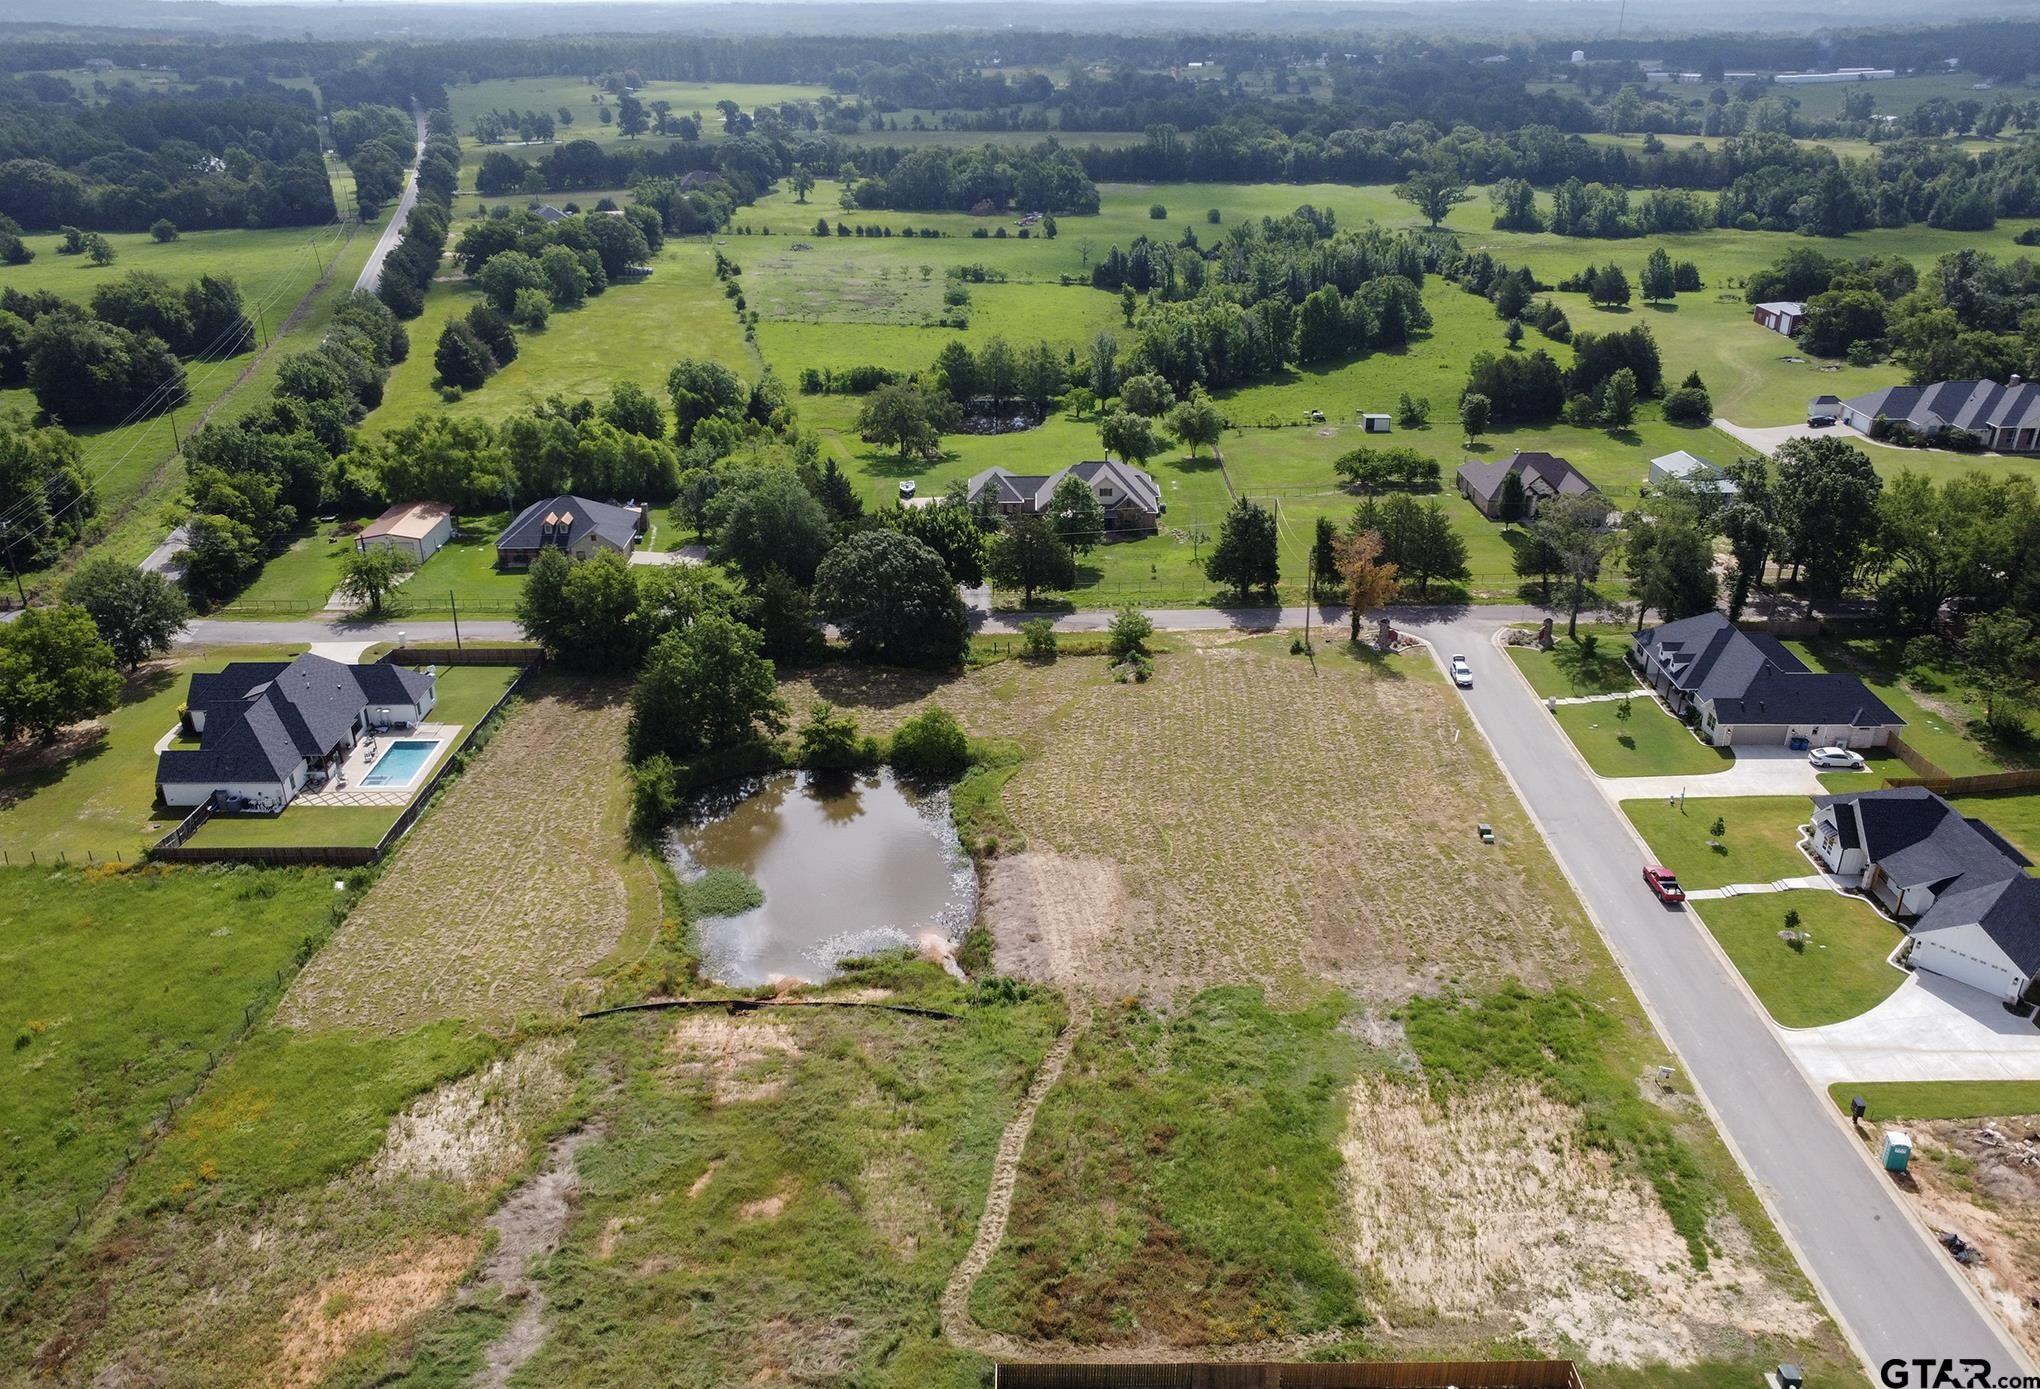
[1685,874,1833,900]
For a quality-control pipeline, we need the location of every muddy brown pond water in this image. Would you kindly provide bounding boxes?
[664,769,975,986]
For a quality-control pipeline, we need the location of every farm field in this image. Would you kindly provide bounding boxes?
[0,865,346,1290]
[0,163,392,592]
[274,675,653,1032]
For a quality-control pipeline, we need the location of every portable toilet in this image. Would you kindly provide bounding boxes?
[1882,1130,1912,1173]
[1362,412,1393,433]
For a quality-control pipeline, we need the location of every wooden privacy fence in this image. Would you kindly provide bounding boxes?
[149,658,538,867]
[1889,768,2040,796]
[995,1362,1583,1389]
[384,644,539,666]
[1887,733,1952,783]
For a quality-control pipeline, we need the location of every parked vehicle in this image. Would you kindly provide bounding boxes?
[1449,655,1473,688]
[1643,865,1686,904]
[1808,747,1866,770]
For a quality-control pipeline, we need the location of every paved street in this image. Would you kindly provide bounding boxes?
[1399,609,2030,1377]
[354,106,428,296]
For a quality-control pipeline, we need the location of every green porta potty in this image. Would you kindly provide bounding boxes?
[1881,1129,1912,1173]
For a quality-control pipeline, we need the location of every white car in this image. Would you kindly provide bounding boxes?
[1449,655,1474,688]
[1808,746,1866,770]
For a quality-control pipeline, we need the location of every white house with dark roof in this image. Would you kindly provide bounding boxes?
[1632,612,1903,748]
[495,494,647,568]
[1839,378,2040,453]
[156,655,436,810]
[1811,786,2040,1002]
[965,460,1164,534]
[1649,450,1737,497]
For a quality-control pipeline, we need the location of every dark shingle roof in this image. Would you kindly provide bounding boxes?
[965,461,1162,517]
[1456,450,1596,506]
[1845,380,2040,435]
[1918,875,2040,975]
[497,495,643,555]
[157,655,432,790]
[1814,786,2030,896]
[1636,613,1901,729]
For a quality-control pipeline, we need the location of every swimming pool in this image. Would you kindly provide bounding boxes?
[361,739,441,788]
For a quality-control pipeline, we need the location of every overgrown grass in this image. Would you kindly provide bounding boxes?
[972,987,1365,1344]
[1690,891,1906,1028]
[516,956,1062,1387]
[1400,982,1714,1266]
[1622,796,1816,890]
[1829,1081,2040,1123]
[0,864,347,1284]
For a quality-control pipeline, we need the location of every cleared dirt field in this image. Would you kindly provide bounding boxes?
[277,678,650,1032]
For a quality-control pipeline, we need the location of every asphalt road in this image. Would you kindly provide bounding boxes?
[1402,609,2031,1380]
[353,106,428,296]
[168,600,2033,1373]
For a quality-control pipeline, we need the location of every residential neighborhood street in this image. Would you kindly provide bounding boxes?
[1398,610,2032,1377]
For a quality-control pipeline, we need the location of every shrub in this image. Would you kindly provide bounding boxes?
[1107,604,1153,663]
[1148,204,1167,220]
[1660,385,1712,424]
[1206,208,1221,224]
[685,866,764,918]
[889,705,971,780]
[795,701,875,770]
[629,753,678,838]
[1021,616,1058,661]
[149,219,179,243]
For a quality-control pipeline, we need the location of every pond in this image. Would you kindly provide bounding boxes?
[664,769,975,987]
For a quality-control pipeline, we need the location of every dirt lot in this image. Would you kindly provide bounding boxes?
[277,679,651,1031]
[1883,1116,2040,1361]
[1345,1076,1819,1366]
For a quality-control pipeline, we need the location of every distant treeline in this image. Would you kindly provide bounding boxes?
[0,80,336,232]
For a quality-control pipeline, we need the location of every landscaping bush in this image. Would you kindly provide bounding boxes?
[889,705,971,780]
[795,701,879,770]
[1021,617,1058,661]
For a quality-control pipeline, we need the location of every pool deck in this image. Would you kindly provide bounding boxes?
[292,722,462,808]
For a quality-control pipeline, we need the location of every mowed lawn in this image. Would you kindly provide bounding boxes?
[0,864,343,1284]
[1691,889,1906,1028]
[1623,796,1816,890]
[1506,626,1638,699]
[1551,696,1732,778]
[227,516,531,614]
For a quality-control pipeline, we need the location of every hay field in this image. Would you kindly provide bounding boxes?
[277,678,652,1031]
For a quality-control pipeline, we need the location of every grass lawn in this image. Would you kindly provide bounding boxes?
[1623,796,1817,890]
[0,864,345,1284]
[1552,696,1733,778]
[1506,625,1638,699]
[226,519,530,616]
[1950,790,2040,865]
[1828,1081,2040,1123]
[1692,889,1906,1028]
[1787,638,2028,777]
[0,645,305,862]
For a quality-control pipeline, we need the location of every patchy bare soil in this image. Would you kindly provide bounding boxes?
[662,1013,803,1103]
[984,852,1158,999]
[370,1038,575,1190]
[1883,1115,2040,1363]
[1343,1077,1819,1365]
[466,1125,601,1389]
[271,1237,479,1389]
[277,680,643,1031]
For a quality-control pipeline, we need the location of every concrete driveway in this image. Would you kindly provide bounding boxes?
[1717,416,2014,463]
[1601,743,1834,801]
[1785,969,2040,1085]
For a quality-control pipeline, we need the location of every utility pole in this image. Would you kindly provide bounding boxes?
[449,591,462,650]
[256,305,270,350]
[167,408,182,456]
[0,521,23,607]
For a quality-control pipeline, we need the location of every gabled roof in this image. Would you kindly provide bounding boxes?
[1636,612,1902,729]
[1813,786,2030,897]
[1651,450,1737,494]
[1755,300,1806,316]
[1455,450,1596,506]
[1844,380,2040,435]
[497,495,643,554]
[965,460,1162,516]
[158,655,433,789]
[1917,875,2040,975]
[361,500,453,542]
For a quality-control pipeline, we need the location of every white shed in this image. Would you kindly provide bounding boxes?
[1360,413,1392,433]
[358,501,454,563]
